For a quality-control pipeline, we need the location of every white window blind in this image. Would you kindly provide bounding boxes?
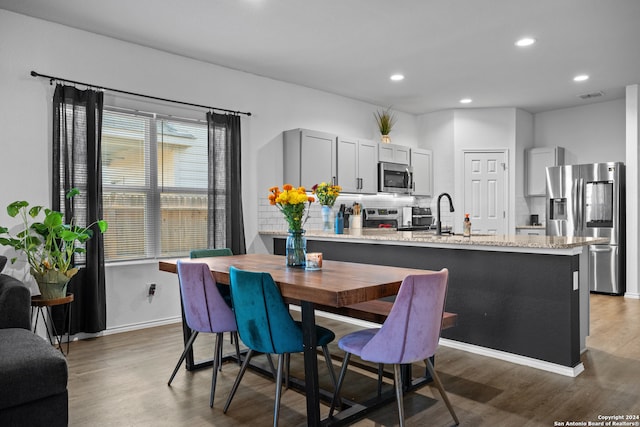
[101,108,208,261]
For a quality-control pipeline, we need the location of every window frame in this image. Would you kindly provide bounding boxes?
[101,106,210,262]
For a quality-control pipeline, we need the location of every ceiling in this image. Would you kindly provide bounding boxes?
[2,0,640,115]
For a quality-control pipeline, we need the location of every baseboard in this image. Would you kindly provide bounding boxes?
[104,316,182,335]
[438,339,584,377]
[70,316,182,341]
[624,292,640,299]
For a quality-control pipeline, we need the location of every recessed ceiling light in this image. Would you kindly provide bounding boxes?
[573,74,590,82]
[390,74,404,81]
[460,98,473,104]
[515,37,536,47]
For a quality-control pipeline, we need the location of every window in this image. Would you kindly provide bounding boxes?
[101,108,209,261]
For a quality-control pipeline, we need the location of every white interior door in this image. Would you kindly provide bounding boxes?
[463,151,507,234]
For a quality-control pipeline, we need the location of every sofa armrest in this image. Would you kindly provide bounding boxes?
[0,274,31,330]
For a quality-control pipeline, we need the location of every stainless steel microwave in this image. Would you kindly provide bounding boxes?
[378,162,413,194]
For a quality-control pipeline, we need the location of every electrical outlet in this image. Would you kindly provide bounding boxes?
[148,283,156,296]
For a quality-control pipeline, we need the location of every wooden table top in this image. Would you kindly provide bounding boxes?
[159,253,436,308]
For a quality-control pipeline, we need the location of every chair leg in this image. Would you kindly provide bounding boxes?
[273,354,285,427]
[233,331,241,366]
[393,364,405,427]
[321,345,338,389]
[210,333,224,407]
[425,359,459,426]
[284,353,290,390]
[223,349,255,413]
[218,334,224,372]
[168,331,199,385]
[328,352,351,418]
[377,363,385,396]
[266,353,277,377]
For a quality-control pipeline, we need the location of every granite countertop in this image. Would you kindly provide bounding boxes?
[515,225,546,229]
[260,228,608,250]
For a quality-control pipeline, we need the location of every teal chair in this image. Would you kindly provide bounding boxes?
[223,267,337,427]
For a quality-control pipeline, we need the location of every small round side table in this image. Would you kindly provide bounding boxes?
[31,293,74,356]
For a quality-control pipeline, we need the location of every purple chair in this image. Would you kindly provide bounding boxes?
[329,269,459,426]
[167,261,241,408]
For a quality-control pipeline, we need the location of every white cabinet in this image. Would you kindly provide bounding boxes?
[337,137,378,193]
[378,143,410,165]
[283,129,337,189]
[410,148,433,197]
[516,227,545,236]
[526,146,564,196]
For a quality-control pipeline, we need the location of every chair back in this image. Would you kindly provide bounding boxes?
[190,248,233,258]
[228,267,303,355]
[176,261,237,334]
[360,269,449,364]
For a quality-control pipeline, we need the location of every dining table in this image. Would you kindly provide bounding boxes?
[159,253,438,426]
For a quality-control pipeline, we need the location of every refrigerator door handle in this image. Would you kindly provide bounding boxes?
[577,177,585,233]
[590,246,613,253]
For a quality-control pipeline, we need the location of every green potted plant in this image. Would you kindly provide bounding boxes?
[0,188,108,299]
[374,107,397,143]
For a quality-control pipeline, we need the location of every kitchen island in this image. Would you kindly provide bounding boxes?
[260,229,607,377]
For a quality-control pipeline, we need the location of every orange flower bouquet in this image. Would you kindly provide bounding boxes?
[268,184,315,232]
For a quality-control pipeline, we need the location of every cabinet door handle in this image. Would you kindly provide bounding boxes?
[332,176,337,185]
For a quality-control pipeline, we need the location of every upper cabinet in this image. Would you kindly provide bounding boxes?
[525,146,564,196]
[378,143,410,165]
[283,129,337,189]
[337,137,378,193]
[410,148,433,197]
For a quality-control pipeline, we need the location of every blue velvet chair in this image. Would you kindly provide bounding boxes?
[329,269,459,427]
[167,261,241,408]
[223,266,337,427]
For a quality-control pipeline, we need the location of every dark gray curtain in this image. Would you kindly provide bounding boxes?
[52,84,106,334]
[206,112,246,255]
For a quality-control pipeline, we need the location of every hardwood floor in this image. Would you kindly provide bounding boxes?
[65,294,640,426]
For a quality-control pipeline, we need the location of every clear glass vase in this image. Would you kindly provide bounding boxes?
[321,205,333,232]
[286,229,307,268]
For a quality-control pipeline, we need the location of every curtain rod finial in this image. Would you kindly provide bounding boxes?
[30,70,38,77]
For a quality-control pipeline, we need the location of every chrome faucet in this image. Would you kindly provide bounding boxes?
[436,193,455,235]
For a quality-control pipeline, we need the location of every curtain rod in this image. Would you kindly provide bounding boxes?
[30,70,252,117]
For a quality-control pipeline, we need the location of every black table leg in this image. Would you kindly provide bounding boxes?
[301,300,321,426]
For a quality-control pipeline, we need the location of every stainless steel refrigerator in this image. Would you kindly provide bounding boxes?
[546,162,625,295]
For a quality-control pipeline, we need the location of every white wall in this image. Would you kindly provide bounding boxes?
[516,109,535,226]
[528,99,627,223]
[416,110,455,225]
[534,99,626,164]
[625,85,639,299]
[0,10,418,331]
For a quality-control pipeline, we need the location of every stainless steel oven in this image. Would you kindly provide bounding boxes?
[378,162,413,194]
[363,208,401,228]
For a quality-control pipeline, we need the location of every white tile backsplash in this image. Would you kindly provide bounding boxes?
[257,193,432,231]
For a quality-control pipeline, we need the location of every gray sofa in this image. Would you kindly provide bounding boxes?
[0,258,69,426]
